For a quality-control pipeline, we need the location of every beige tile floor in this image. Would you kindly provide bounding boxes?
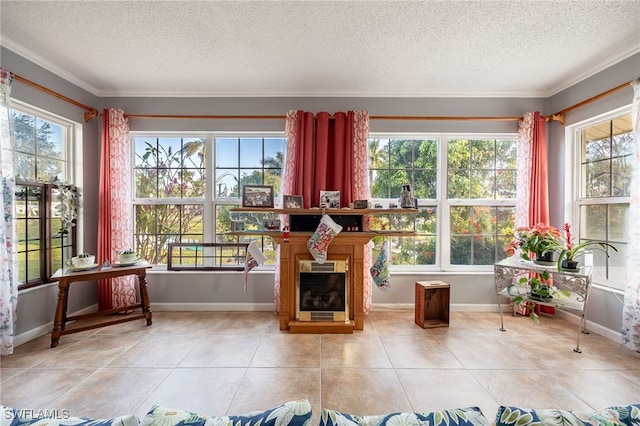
[1,310,639,423]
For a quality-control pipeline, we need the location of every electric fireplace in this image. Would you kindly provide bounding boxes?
[296,258,349,322]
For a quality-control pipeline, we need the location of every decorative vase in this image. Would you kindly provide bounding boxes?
[533,250,556,266]
[561,259,579,271]
[400,184,414,208]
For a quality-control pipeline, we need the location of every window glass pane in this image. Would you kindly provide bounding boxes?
[607,243,627,284]
[583,160,610,197]
[240,138,263,168]
[470,170,493,198]
[496,170,516,199]
[448,169,470,198]
[370,169,390,198]
[13,111,36,153]
[36,117,63,159]
[470,139,495,169]
[611,157,631,197]
[215,137,238,167]
[582,137,609,162]
[416,206,437,234]
[215,169,239,197]
[609,204,628,242]
[15,152,36,181]
[447,139,470,169]
[37,158,63,182]
[580,204,606,240]
[415,235,436,265]
[414,169,437,199]
[495,139,517,169]
[134,137,158,167]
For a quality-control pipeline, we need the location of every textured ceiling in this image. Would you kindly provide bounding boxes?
[1,0,639,98]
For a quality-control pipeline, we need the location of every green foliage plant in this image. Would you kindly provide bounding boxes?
[507,269,570,324]
[553,222,617,270]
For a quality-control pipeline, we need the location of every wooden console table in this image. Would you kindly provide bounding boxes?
[50,264,152,347]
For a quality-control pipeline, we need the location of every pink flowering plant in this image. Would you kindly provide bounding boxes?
[506,223,562,261]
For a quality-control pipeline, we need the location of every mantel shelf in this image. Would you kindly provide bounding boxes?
[230,207,419,215]
[225,230,417,238]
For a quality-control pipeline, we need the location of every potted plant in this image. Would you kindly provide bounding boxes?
[554,223,618,271]
[507,269,570,324]
[506,223,562,264]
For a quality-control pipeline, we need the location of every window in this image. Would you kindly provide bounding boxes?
[132,134,284,265]
[11,103,78,289]
[367,135,517,269]
[571,109,631,290]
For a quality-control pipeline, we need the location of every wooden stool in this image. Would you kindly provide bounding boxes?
[415,281,450,328]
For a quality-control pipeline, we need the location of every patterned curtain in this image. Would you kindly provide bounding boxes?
[517,111,549,227]
[277,110,372,314]
[622,79,640,352]
[0,69,18,355]
[97,108,136,310]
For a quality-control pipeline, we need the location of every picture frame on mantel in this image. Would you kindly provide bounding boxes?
[242,185,274,208]
[283,194,303,209]
[320,190,340,209]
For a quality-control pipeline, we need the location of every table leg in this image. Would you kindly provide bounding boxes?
[138,272,153,326]
[51,280,69,348]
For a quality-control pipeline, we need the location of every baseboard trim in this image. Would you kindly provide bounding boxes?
[372,303,498,312]
[13,304,98,347]
[554,310,622,343]
[152,303,275,312]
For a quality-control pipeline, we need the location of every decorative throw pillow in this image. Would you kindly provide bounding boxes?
[307,214,343,264]
[495,405,624,426]
[370,244,391,292]
[15,413,139,426]
[2,406,19,426]
[605,404,640,426]
[320,407,490,426]
[244,241,267,291]
[141,399,312,426]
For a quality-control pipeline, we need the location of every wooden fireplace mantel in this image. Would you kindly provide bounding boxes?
[271,233,374,333]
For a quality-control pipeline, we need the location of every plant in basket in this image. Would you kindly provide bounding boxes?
[506,223,562,263]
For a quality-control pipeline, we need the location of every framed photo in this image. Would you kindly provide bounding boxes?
[242,185,274,208]
[353,199,368,209]
[283,194,303,209]
[320,190,340,209]
[263,218,281,231]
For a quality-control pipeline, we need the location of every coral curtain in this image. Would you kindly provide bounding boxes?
[97,108,136,310]
[622,79,640,352]
[517,111,549,227]
[276,110,372,313]
[0,69,18,355]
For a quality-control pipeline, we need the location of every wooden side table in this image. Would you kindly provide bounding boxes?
[50,264,153,347]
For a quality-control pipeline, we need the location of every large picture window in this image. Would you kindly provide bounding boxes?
[367,135,517,269]
[132,134,285,265]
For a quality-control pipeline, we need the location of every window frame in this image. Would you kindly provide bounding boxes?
[10,100,80,290]
[130,131,285,265]
[368,132,518,272]
[564,105,631,291]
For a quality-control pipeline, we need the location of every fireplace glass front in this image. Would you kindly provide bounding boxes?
[296,259,349,322]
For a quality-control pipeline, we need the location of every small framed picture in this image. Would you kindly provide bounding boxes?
[263,218,281,231]
[353,199,368,209]
[242,185,274,208]
[319,190,340,209]
[283,194,303,209]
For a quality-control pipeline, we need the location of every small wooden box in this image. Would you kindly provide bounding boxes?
[415,281,450,328]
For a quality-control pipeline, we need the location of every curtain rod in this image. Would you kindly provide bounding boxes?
[548,80,633,125]
[13,71,635,125]
[13,74,100,123]
[125,113,523,121]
